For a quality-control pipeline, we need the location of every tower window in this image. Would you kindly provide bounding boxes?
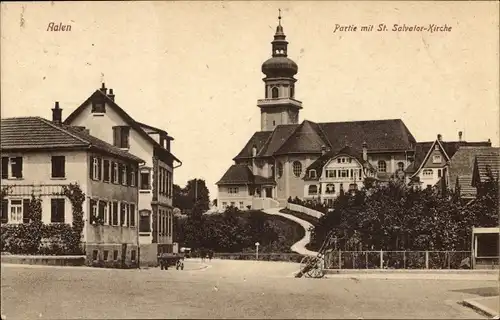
[271,87,279,99]
[290,85,295,98]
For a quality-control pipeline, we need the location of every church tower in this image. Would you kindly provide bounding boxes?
[258,11,302,132]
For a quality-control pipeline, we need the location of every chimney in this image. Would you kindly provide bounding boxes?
[108,88,115,101]
[362,141,368,161]
[458,131,463,142]
[52,101,62,125]
[437,134,442,141]
[100,83,107,95]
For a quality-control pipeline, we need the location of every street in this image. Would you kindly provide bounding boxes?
[1,259,495,319]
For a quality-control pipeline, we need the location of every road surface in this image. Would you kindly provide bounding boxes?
[1,259,494,319]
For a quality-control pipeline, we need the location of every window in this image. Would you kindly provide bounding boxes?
[432,155,442,164]
[349,183,358,191]
[129,204,136,227]
[277,162,283,178]
[358,169,362,177]
[111,201,119,226]
[139,210,151,232]
[113,162,119,184]
[230,202,235,207]
[290,85,295,98]
[292,161,302,177]
[337,158,341,163]
[325,184,335,194]
[271,87,279,98]
[140,169,151,190]
[103,160,110,182]
[113,250,118,261]
[438,169,442,178]
[309,170,317,179]
[90,157,101,181]
[131,250,136,262]
[51,198,65,223]
[239,201,244,209]
[9,157,23,179]
[434,145,439,151]
[91,100,105,113]
[103,250,109,261]
[228,187,239,194]
[118,164,124,185]
[308,185,318,195]
[122,165,127,186]
[99,201,107,224]
[9,199,23,224]
[378,160,387,172]
[326,170,336,178]
[113,126,130,149]
[51,156,65,178]
[397,162,405,171]
[423,169,433,178]
[92,250,98,261]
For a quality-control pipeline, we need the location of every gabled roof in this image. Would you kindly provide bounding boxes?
[63,88,180,163]
[216,164,276,185]
[472,153,500,186]
[408,139,492,177]
[136,121,174,140]
[304,145,375,181]
[275,120,330,155]
[1,117,144,163]
[449,146,499,191]
[234,118,417,160]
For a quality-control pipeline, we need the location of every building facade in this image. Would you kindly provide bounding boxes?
[216,16,494,210]
[63,84,181,265]
[216,16,417,210]
[1,105,143,268]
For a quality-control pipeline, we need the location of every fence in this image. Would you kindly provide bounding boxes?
[210,252,304,263]
[324,250,473,269]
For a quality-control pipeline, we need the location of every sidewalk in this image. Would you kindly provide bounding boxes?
[462,296,499,318]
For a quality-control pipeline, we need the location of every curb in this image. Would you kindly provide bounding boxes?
[461,297,499,318]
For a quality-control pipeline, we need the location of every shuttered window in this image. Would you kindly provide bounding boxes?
[1,199,8,223]
[51,156,66,178]
[112,126,130,149]
[1,157,9,179]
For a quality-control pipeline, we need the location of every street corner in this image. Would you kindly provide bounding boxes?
[461,296,500,319]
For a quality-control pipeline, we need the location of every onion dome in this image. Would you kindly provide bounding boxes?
[261,11,298,78]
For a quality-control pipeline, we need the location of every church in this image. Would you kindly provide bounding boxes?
[215,15,488,211]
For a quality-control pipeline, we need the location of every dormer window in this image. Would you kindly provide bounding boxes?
[113,126,130,149]
[309,170,317,179]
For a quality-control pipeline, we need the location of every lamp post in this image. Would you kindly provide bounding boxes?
[255,242,260,260]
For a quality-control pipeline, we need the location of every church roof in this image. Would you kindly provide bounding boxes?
[234,118,417,160]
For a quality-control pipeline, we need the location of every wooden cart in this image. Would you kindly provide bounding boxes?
[158,253,185,270]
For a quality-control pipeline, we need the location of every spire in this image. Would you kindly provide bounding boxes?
[272,9,287,57]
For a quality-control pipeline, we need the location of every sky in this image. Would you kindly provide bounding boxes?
[1,1,499,200]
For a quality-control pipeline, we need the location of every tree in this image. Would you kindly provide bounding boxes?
[173,179,211,215]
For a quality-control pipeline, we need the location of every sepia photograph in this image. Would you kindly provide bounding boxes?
[0,1,499,319]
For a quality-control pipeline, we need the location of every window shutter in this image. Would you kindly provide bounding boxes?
[1,199,8,223]
[113,127,121,148]
[89,156,94,179]
[118,164,123,185]
[51,157,57,177]
[130,204,135,227]
[110,162,115,183]
[17,158,23,178]
[126,165,131,186]
[97,158,102,180]
[23,199,30,223]
[1,157,9,179]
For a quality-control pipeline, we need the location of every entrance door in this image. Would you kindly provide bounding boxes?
[265,187,273,198]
